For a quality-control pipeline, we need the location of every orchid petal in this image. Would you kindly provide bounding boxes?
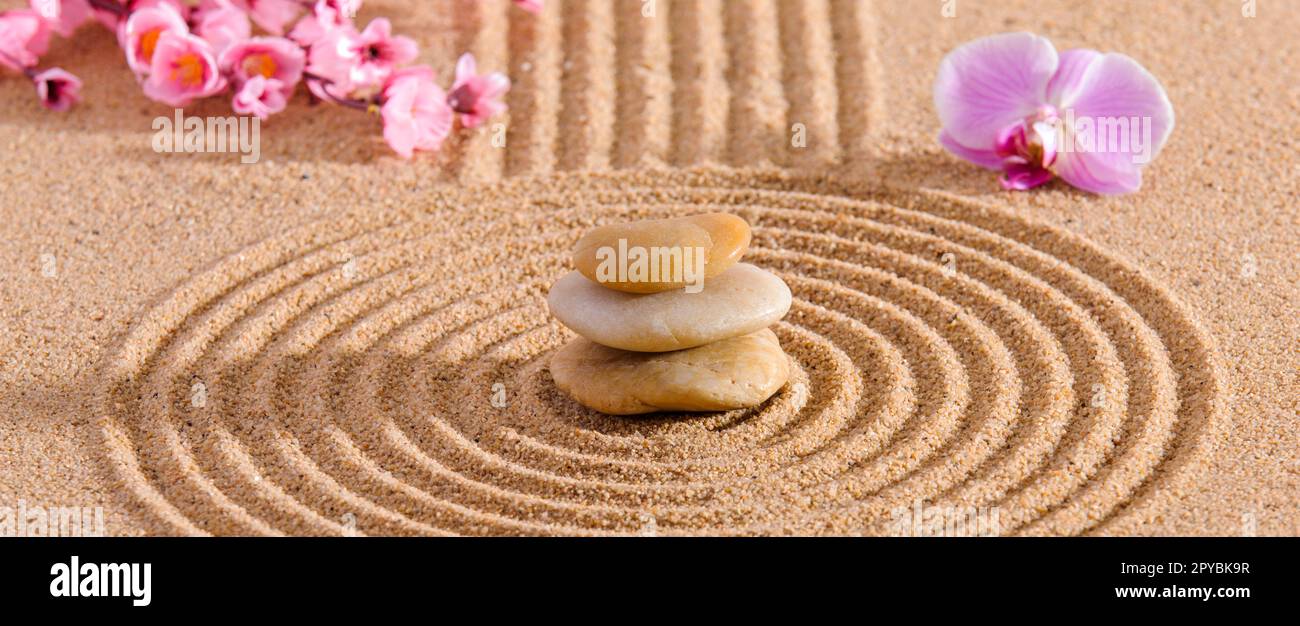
[1045,48,1101,108]
[1001,163,1055,190]
[934,32,1059,150]
[1053,149,1142,195]
[1064,52,1175,161]
[939,130,1004,170]
[1053,52,1173,194]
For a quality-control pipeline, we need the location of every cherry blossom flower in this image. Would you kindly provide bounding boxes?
[100,0,186,29]
[380,66,453,158]
[229,0,301,36]
[232,74,287,119]
[120,2,189,75]
[142,31,227,106]
[91,0,183,30]
[935,32,1174,194]
[29,0,91,37]
[33,66,82,111]
[0,9,51,71]
[289,0,358,47]
[308,17,417,96]
[192,0,251,56]
[220,36,304,99]
[446,53,509,129]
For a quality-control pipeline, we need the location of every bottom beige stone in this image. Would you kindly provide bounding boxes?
[549,328,790,415]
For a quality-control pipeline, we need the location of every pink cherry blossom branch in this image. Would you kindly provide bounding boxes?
[301,70,373,110]
[1,0,534,157]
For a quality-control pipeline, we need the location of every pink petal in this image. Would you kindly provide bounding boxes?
[387,34,419,66]
[1001,163,1055,190]
[32,0,93,37]
[513,0,542,14]
[482,72,510,99]
[358,16,391,41]
[1045,48,1101,108]
[453,52,476,89]
[1053,149,1142,195]
[0,9,52,70]
[383,107,419,157]
[939,130,1003,170]
[235,0,301,36]
[34,67,82,111]
[934,32,1059,150]
[1063,52,1175,159]
[384,135,417,162]
[1054,52,1174,194]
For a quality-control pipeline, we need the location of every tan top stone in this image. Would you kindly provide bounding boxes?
[572,212,751,293]
[547,263,792,352]
[549,329,791,415]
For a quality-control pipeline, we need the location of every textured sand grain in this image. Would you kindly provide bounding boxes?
[0,0,1294,536]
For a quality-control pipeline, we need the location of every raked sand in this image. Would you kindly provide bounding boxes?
[0,0,1295,535]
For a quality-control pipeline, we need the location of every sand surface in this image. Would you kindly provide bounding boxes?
[0,0,1295,535]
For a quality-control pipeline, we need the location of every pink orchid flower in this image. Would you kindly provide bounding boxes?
[29,0,91,37]
[308,17,417,96]
[513,0,543,14]
[192,0,251,56]
[380,66,453,158]
[229,0,301,36]
[289,0,359,47]
[33,67,82,111]
[935,32,1174,195]
[120,3,189,76]
[220,36,304,99]
[447,52,509,129]
[232,74,287,119]
[142,31,227,106]
[0,9,51,71]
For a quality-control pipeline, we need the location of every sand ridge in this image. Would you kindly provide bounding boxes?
[93,168,1224,535]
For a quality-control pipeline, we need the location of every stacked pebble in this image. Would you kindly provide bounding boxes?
[547,213,793,415]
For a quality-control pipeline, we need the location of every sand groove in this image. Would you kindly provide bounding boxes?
[505,0,562,177]
[556,0,616,171]
[497,0,879,174]
[669,0,729,166]
[723,0,787,167]
[613,0,673,167]
[96,168,1224,536]
[778,0,839,167]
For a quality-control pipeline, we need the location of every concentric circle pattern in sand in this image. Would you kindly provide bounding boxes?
[96,168,1224,536]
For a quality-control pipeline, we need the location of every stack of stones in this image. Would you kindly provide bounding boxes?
[547,213,793,415]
